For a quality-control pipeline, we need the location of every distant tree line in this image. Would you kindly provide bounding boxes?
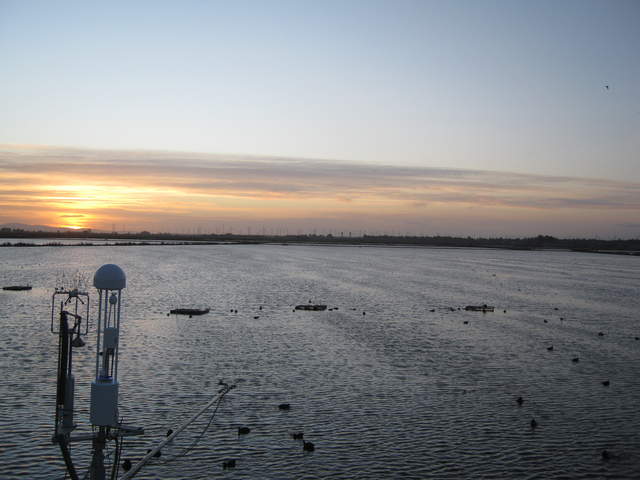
[1,228,639,253]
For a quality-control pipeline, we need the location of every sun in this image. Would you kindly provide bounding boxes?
[57,213,93,231]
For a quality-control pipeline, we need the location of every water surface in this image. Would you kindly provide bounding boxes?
[1,244,639,479]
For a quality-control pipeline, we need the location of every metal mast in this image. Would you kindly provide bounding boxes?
[51,264,142,480]
[89,264,126,480]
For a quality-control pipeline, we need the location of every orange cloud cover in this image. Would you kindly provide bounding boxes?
[1,144,639,237]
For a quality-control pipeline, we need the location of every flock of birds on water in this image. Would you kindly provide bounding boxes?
[166,298,640,471]
[516,391,613,462]
[119,401,313,472]
[495,303,633,465]
[223,402,316,470]
[4,270,637,476]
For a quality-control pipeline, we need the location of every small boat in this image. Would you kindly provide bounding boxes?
[3,285,32,291]
[464,305,494,312]
[170,308,210,316]
[295,304,327,311]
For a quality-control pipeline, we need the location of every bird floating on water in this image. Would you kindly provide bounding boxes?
[291,432,304,440]
[147,448,161,458]
[303,440,315,451]
[530,418,538,429]
[516,396,524,406]
[238,426,251,435]
[547,346,554,351]
[278,403,291,410]
[602,380,610,387]
[572,357,580,363]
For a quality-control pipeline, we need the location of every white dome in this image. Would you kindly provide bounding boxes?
[93,264,126,290]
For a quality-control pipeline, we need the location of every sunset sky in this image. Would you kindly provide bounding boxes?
[1,1,638,237]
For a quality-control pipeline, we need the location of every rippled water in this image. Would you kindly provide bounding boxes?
[1,244,639,479]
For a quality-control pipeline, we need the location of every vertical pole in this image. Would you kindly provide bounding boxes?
[55,311,69,435]
[95,291,103,380]
[89,427,107,480]
[114,290,121,381]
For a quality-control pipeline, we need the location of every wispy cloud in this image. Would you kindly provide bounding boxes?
[1,144,638,237]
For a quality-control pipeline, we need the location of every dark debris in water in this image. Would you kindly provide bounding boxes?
[222,459,236,469]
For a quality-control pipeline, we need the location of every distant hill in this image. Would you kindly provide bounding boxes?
[0,223,71,232]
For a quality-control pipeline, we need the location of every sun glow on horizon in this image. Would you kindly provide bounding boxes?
[60,225,85,230]
[1,145,639,238]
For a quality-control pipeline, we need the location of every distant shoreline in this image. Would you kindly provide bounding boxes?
[1,234,639,256]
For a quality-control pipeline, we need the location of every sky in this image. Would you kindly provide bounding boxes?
[0,0,638,237]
